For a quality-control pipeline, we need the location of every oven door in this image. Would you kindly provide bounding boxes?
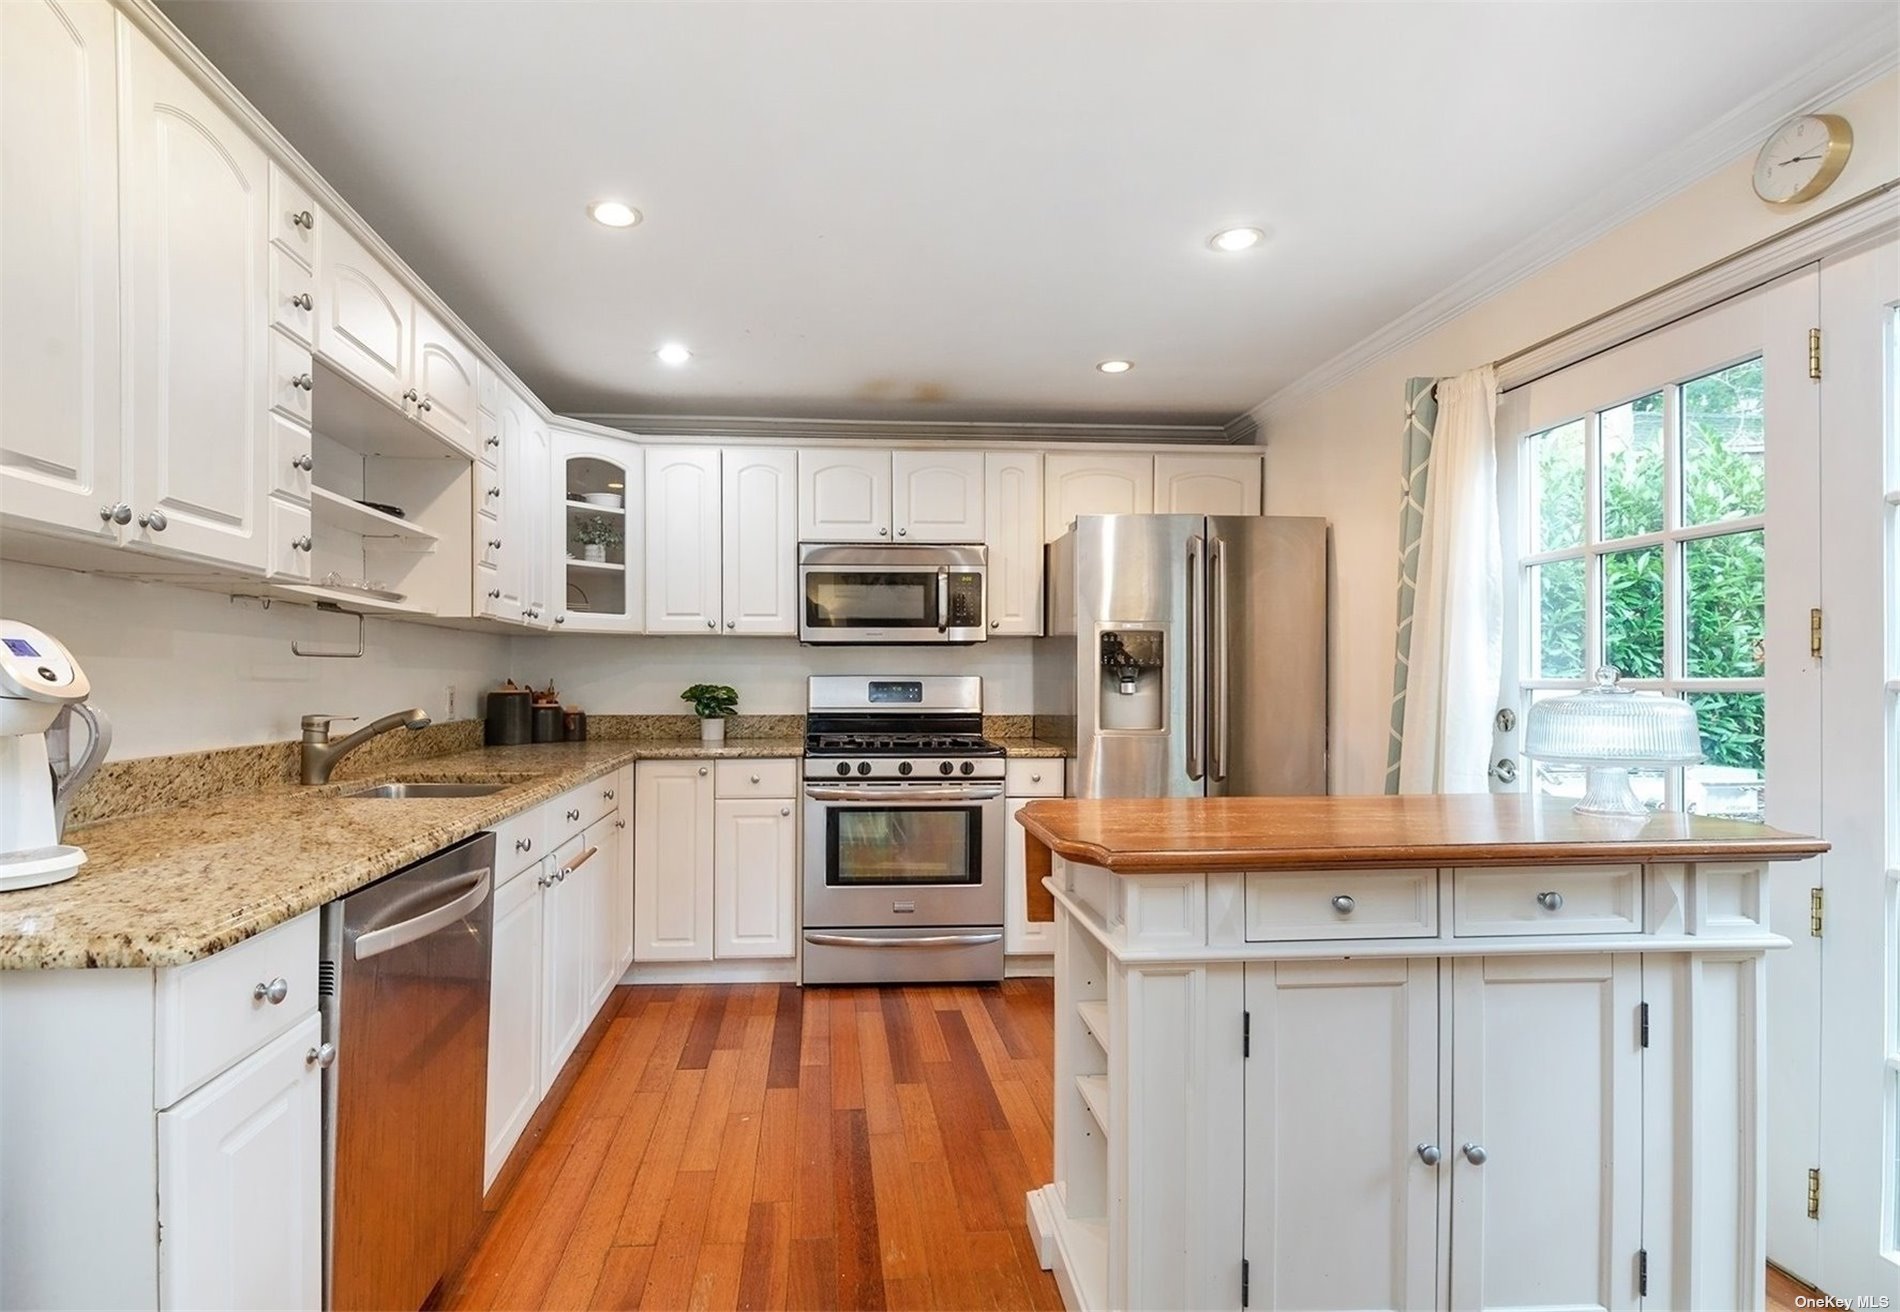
[802,783,1006,929]
[798,547,987,644]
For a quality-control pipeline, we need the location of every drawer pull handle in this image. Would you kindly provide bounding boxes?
[515,836,532,853]
[698,767,709,777]
[290,292,314,312]
[254,977,289,1005]
[567,808,580,822]
[615,819,627,829]
[1331,894,1356,915]
[780,806,791,817]
[1416,1143,1441,1166]
[1537,890,1564,911]
[1030,772,1042,783]
[750,773,761,784]
[291,209,315,229]
[306,1042,336,1069]
[1461,1142,1487,1165]
[603,789,616,800]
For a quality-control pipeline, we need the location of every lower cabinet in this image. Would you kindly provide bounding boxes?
[539,833,591,1091]
[1005,761,1064,956]
[632,761,716,961]
[485,858,543,1189]
[713,798,797,959]
[157,1013,324,1312]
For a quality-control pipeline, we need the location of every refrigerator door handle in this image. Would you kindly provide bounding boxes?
[1210,534,1230,783]
[1187,533,1206,781]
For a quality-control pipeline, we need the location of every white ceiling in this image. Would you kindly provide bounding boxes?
[160,0,1893,428]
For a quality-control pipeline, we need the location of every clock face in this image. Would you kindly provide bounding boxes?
[1753,114,1852,206]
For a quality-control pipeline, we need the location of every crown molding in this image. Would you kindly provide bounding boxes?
[1251,18,1898,423]
[565,412,1245,446]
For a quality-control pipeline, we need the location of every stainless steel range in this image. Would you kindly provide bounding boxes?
[801,675,1006,985]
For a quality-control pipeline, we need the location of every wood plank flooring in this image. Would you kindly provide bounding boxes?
[439,981,1062,1311]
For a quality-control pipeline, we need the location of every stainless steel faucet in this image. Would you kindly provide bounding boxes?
[301,708,432,785]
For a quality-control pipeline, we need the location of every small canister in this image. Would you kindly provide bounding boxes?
[563,708,587,741]
[531,703,562,743]
[484,681,531,746]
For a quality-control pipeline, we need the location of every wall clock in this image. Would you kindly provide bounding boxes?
[1752,113,1853,206]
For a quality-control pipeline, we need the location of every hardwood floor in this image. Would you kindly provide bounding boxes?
[440,980,1063,1311]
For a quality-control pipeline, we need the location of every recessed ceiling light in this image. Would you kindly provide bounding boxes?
[656,343,692,366]
[588,200,641,228]
[606,482,624,490]
[1208,226,1265,252]
[1096,360,1133,374]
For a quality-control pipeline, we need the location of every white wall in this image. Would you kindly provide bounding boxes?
[520,633,1038,715]
[1254,72,1898,796]
[0,563,510,759]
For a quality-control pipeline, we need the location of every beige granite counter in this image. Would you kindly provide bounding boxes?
[0,738,802,972]
[993,737,1069,759]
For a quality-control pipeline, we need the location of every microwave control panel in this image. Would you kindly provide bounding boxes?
[946,572,982,628]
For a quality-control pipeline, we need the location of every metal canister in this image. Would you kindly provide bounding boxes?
[531,703,562,743]
[484,683,531,746]
[563,709,587,741]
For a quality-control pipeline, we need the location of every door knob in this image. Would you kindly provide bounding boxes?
[292,373,314,391]
[726,619,736,629]
[306,1042,337,1069]
[1489,758,1519,784]
[253,977,289,1005]
[1537,890,1564,911]
[878,527,889,536]
[1416,1143,1441,1166]
[780,807,791,817]
[138,510,168,532]
[698,767,708,777]
[419,399,432,412]
[486,435,501,448]
[290,292,314,312]
[293,454,314,472]
[403,388,420,404]
[99,503,132,525]
[1461,1142,1487,1165]
[897,527,908,537]
[706,619,716,629]
[991,619,1000,629]
[291,536,313,552]
[1331,894,1356,915]
[291,209,315,229]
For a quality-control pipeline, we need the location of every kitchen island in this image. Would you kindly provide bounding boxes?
[1015,794,1826,1312]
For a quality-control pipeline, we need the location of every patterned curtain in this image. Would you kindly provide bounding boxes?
[1384,378,1438,794]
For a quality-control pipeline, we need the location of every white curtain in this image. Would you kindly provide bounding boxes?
[1397,365,1502,793]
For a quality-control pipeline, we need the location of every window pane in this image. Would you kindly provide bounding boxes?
[1603,545,1664,678]
[1529,559,1585,678]
[1682,359,1765,526]
[1684,529,1766,678]
[1529,420,1585,551]
[1686,691,1764,821]
[1601,392,1665,540]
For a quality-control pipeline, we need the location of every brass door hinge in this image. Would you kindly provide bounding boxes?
[1811,607,1824,660]
[1808,1167,1822,1219]
[1809,327,1822,380]
[1811,887,1824,937]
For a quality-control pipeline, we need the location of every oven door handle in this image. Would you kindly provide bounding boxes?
[804,931,1005,950]
[804,786,1004,802]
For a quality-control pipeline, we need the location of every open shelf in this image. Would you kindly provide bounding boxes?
[565,499,626,517]
[310,487,439,548]
[563,558,626,573]
[1076,1075,1110,1138]
[311,356,468,460]
[1077,1000,1110,1059]
[276,582,433,617]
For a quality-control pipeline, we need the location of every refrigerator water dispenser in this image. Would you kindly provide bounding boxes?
[1099,629,1165,731]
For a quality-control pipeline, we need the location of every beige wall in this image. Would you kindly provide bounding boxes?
[1254,72,1898,796]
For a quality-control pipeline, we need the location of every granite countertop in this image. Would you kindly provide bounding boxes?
[0,738,802,972]
[993,737,1069,759]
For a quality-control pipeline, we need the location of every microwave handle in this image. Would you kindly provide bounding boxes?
[937,567,950,634]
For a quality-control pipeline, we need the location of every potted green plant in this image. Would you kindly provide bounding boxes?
[574,515,622,563]
[681,683,739,745]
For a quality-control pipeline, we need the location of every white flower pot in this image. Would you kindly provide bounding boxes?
[700,717,726,746]
[582,543,606,562]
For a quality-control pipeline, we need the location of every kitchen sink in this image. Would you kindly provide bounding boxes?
[339,781,511,800]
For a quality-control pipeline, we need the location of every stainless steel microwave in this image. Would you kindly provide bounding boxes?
[798,543,988,644]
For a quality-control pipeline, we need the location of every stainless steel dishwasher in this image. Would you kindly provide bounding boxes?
[319,832,493,1312]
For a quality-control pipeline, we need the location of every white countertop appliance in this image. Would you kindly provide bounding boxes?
[0,619,110,892]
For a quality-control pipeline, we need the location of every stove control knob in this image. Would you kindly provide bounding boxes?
[898,761,913,776]
[939,761,955,776]
[857,761,873,776]
[836,761,851,777]
[959,761,975,776]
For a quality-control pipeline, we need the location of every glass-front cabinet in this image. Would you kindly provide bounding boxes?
[552,430,643,631]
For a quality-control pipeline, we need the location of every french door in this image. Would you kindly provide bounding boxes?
[1495,267,1827,1277]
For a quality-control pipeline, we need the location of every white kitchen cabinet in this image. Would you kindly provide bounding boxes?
[893,449,986,542]
[316,219,410,409]
[556,431,642,632]
[722,447,800,635]
[581,814,623,1015]
[1043,452,1154,541]
[799,448,893,541]
[485,859,543,1189]
[1155,452,1262,516]
[539,833,589,1091]
[1005,759,1062,956]
[1449,954,1641,1312]
[519,414,555,629]
[984,451,1044,636]
[713,798,797,959]
[411,302,479,456]
[608,766,636,978]
[0,0,125,544]
[645,447,723,633]
[1242,958,1438,1311]
[123,26,270,572]
[634,761,717,962]
[156,1013,323,1312]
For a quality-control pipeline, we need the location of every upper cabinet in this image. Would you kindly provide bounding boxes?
[0,0,124,543]
[645,445,798,636]
[799,449,892,541]
[411,304,480,453]
[892,450,985,542]
[722,448,799,635]
[645,447,724,633]
[984,451,1044,636]
[1156,452,1262,516]
[1043,453,1154,540]
[555,430,643,632]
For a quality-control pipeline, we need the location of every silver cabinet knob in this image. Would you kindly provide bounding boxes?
[1332,894,1356,915]
[403,388,420,404]
[536,871,553,888]
[487,486,502,498]
[290,535,313,552]
[1416,1143,1441,1166]
[554,614,566,625]
[293,454,314,472]
[614,819,627,829]
[698,767,709,777]
[726,619,736,629]
[566,808,580,821]
[291,209,315,229]
[488,588,502,599]
[750,773,761,784]
[486,434,501,448]
[1030,773,1042,783]
[138,510,168,531]
[1537,890,1564,911]
[780,806,791,817]
[990,619,1000,629]
[604,789,616,801]
[488,538,502,549]
[306,1042,336,1069]
[292,373,314,391]
[897,527,908,537]
[100,502,132,525]
[516,837,532,853]
[253,977,289,1005]
[419,398,433,412]
[1461,1142,1487,1165]
[706,619,716,629]
[290,292,314,312]
[878,526,889,536]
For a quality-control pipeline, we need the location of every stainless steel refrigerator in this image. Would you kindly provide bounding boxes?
[1035,514,1328,798]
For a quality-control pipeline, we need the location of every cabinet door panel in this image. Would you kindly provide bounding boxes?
[723,447,798,635]
[485,864,542,1188]
[645,447,722,632]
[579,816,619,1012]
[0,0,124,539]
[1005,797,1055,955]
[713,798,796,959]
[157,1013,323,1312]
[125,31,268,570]
[1450,954,1641,1312]
[1043,453,1153,541]
[317,221,409,406]
[984,451,1043,635]
[555,432,641,631]
[1244,958,1438,1311]
[1155,453,1262,516]
[799,448,891,541]
[539,835,586,1089]
[412,304,479,455]
[610,767,635,975]
[633,761,714,961]
[893,449,985,542]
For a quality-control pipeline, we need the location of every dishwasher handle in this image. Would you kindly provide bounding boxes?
[352,869,491,961]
